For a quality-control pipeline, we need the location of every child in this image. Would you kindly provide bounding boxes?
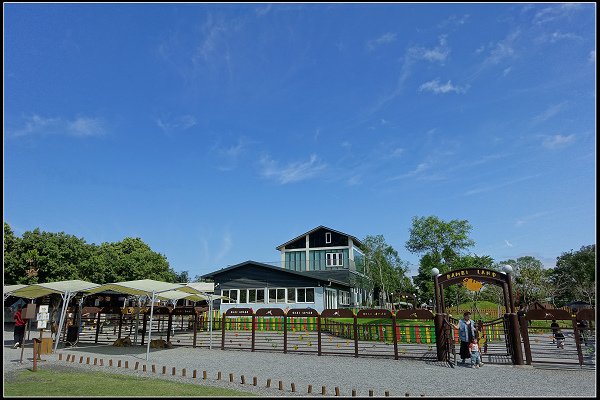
[555,329,565,349]
[468,338,484,368]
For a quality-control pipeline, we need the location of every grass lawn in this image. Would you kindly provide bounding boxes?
[4,368,256,397]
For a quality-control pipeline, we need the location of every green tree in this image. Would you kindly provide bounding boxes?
[3,224,178,285]
[551,245,596,306]
[362,235,410,307]
[405,216,476,306]
[500,256,547,306]
[91,237,177,283]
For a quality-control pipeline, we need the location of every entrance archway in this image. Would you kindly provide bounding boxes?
[432,267,524,365]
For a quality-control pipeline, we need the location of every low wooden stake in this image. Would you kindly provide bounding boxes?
[405,393,410,397]
[203,371,207,380]
[117,360,122,368]
[86,357,90,364]
[135,361,139,370]
[80,356,84,364]
[94,358,98,366]
[109,359,113,367]
[291,383,296,392]
[151,365,155,373]
[385,391,390,397]
[217,371,222,380]
[182,368,186,377]
[266,378,271,388]
[369,390,374,397]
[193,370,197,379]
[229,373,234,382]
[143,364,147,372]
[278,381,283,391]
[335,387,340,396]
[125,361,128,369]
[162,366,166,374]
[59,354,63,361]
[253,377,257,386]
[308,384,312,394]
[241,375,245,384]
[322,386,327,395]
[172,367,176,376]
[99,359,104,366]
[352,389,357,397]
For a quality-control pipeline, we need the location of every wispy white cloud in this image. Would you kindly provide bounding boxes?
[366,36,451,115]
[438,14,470,29]
[156,115,197,133]
[532,102,567,124]
[419,78,468,94]
[535,31,583,44]
[515,210,552,227]
[215,138,248,171]
[255,4,272,16]
[502,66,512,77]
[260,154,327,184]
[215,231,232,262]
[10,114,105,138]
[483,30,520,65]
[388,162,431,181]
[542,134,575,149]
[366,32,397,51]
[533,3,583,25]
[409,35,450,63]
[464,175,540,196]
[589,50,596,63]
[504,240,514,248]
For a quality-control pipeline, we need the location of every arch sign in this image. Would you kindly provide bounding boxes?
[433,268,515,314]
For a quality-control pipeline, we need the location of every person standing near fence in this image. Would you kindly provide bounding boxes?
[454,311,477,365]
[13,305,26,348]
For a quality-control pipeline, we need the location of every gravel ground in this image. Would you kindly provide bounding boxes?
[3,326,596,397]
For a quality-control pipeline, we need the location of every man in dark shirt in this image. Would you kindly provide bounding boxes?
[13,305,26,348]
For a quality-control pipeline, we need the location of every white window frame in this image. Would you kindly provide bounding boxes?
[247,288,266,304]
[326,252,344,267]
[325,232,332,244]
[268,288,286,303]
[339,290,350,306]
[222,289,239,304]
[295,287,315,304]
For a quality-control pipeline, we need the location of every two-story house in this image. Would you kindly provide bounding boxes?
[201,226,372,313]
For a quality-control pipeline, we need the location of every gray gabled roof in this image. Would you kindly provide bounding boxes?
[276,225,363,250]
[201,260,352,287]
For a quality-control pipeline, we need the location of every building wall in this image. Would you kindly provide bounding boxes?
[218,287,326,313]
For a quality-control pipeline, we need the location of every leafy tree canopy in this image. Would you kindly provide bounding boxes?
[3,223,179,285]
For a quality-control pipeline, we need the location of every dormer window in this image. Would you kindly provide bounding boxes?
[325,232,332,244]
[326,252,343,267]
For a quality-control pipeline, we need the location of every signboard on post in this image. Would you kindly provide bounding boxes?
[37,305,50,330]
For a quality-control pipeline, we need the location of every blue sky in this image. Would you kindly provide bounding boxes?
[4,3,596,279]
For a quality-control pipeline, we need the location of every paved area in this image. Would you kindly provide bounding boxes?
[3,325,596,397]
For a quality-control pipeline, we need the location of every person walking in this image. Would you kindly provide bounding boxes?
[550,320,560,344]
[13,305,26,348]
[455,311,477,365]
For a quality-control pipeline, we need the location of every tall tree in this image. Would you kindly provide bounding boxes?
[3,223,178,285]
[500,256,547,306]
[405,216,476,306]
[362,235,410,307]
[551,244,596,306]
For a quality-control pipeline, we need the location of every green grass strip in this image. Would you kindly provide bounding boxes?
[4,368,256,397]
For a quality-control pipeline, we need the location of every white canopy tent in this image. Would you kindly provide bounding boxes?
[176,283,229,349]
[6,279,229,356]
[83,279,188,360]
[4,284,29,301]
[5,280,101,352]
